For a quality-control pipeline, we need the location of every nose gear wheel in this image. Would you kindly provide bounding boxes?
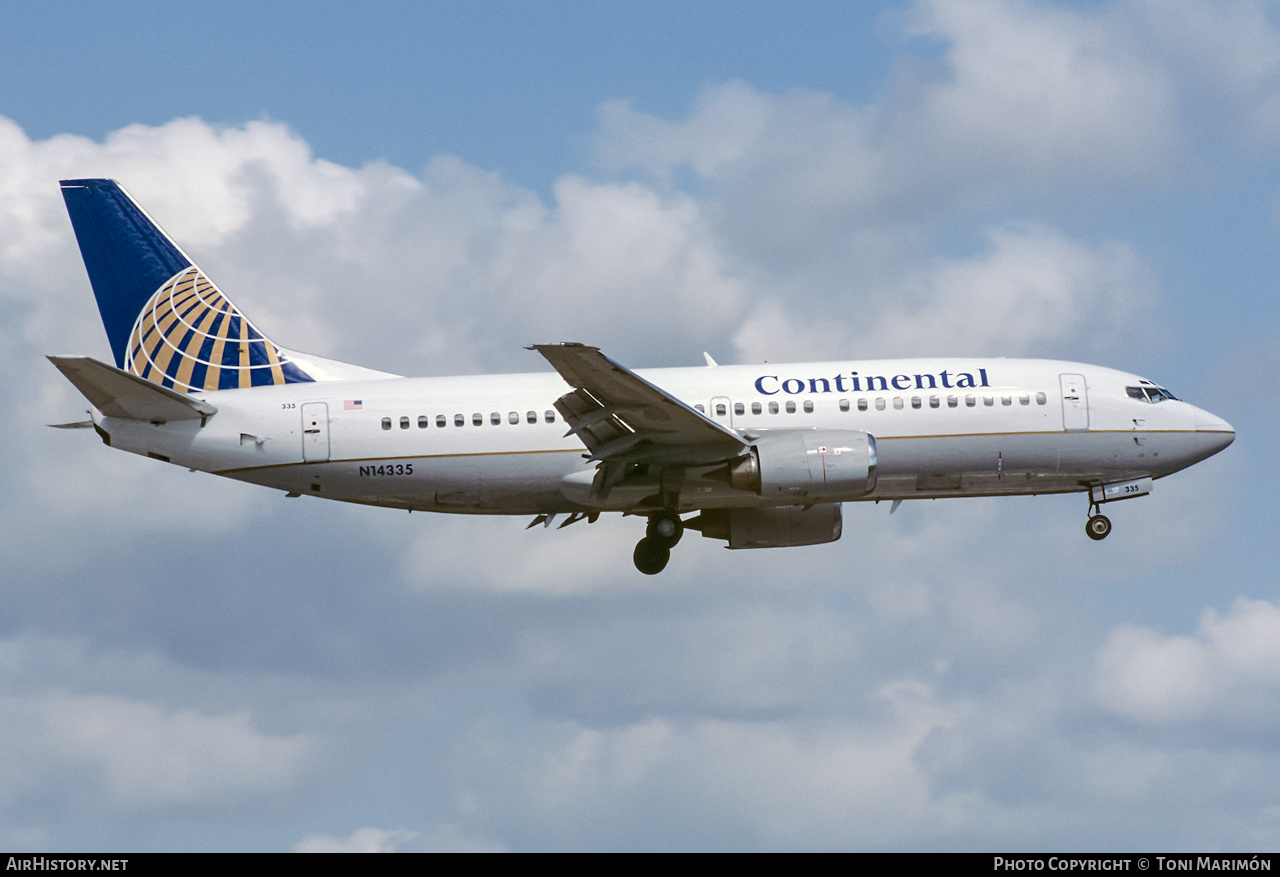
[1086,513,1112,541]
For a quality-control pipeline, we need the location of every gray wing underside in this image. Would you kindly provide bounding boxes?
[531,343,748,467]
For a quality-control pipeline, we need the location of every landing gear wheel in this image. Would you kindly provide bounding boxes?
[647,512,684,548]
[633,537,671,575]
[1086,514,1112,541]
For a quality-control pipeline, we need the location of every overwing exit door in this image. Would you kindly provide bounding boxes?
[710,396,734,427]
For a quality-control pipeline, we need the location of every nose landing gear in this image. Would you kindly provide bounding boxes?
[1085,496,1112,541]
[1083,477,1152,541]
[1086,513,1112,541]
[633,511,684,575]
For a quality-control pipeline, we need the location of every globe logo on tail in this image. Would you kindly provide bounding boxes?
[126,266,312,393]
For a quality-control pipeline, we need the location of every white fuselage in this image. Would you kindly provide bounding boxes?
[97,357,1235,515]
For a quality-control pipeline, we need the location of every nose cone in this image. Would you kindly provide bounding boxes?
[1195,410,1235,458]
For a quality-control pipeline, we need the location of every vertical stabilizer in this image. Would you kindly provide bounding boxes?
[60,179,315,393]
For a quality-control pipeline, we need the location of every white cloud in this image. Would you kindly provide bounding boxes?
[464,683,985,850]
[733,223,1154,362]
[593,0,1185,243]
[397,513,644,596]
[596,83,776,180]
[294,827,419,853]
[0,691,313,810]
[905,0,1180,181]
[1096,598,1280,725]
[1130,0,1280,145]
[294,822,509,853]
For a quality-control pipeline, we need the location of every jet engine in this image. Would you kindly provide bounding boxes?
[724,429,877,501]
[688,503,843,549]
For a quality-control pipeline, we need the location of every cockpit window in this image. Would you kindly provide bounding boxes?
[1126,385,1179,403]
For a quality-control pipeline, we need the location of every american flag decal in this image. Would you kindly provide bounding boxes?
[344,400,362,410]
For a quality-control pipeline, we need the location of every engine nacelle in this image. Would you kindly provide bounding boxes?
[727,429,877,501]
[690,504,843,549]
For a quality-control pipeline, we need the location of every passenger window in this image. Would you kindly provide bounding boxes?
[893,397,903,410]
[751,402,762,415]
[381,417,392,431]
[803,400,814,413]
[1001,396,1012,406]
[734,402,744,416]
[929,396,940,408]
[490,412,501,425]
[527,411,537,424]
[472,413,483,426]
[857,399,868,411]
[418,416,429,429]
[1019,394,1029,405]
[545,410,556,423]
[947,395,957,408]
[839,399,850,412]
[695,404,705,413]
[966,395,976,407]
[911,396,921,409]
[715,403,727,416]
[984,396,994,406]
[399,416,410,429]
[436,415,446,428]
[785,400,796,414]
[454,414,465,427]
[769,401,779,414]
[1036,392,1047,405]
[875,398,885,411]
[509,412,519,424]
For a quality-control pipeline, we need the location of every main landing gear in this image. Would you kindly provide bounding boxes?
[633,511,684,575]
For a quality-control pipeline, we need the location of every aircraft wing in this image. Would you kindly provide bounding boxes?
[532,343,748,466]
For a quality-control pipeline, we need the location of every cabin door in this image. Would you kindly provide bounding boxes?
[302,402,330,462]
[1059,374,1089,432]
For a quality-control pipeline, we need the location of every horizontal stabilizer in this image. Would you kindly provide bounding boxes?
[48,355,217,423]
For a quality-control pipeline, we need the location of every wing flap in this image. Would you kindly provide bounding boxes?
[532,343,747,467]
[48,355,217,423]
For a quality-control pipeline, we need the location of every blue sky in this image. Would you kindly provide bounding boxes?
[0,0,1276,852]
[0,2,898,188]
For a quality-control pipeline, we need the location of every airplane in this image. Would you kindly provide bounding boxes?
[48,178,1236,574]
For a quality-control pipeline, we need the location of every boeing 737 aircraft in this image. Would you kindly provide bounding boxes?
[49,179,1235,574]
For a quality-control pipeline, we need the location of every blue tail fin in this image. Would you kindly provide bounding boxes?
[60,179,314,393]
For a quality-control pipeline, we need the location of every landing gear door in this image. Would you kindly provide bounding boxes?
[302,402,330,462]
[1060,374,1089,432]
